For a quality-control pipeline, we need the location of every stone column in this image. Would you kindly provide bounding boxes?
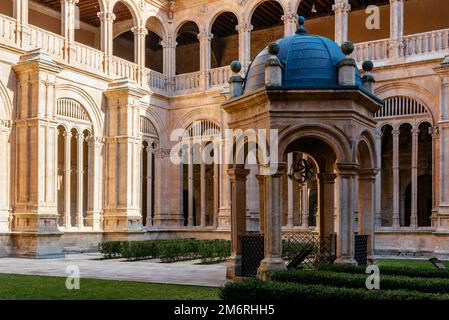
[0,121,11,232]
[392,129,400,228]
[255,174,265,233]
[374,130,382,229]
[217,122,231,229]
[13,0,29,47]
[61,0,79,62]
[358,169,377,262]
[198,30,213,89]
[410,127,419,229]
[213,162,219,227]
[103,79,144,232]
[317,173,337,241]
[97,11,115,73]
[287,153,294,228]
[200,145,206,227]
[226,167,250,279]
[282,12,298,36]
[86,136,103,231]
[335,163,358,265]
[236,22,253,72]
[187,143,194,226]
[161,38,177,93]
[146,147,154,226]
[389,0,404,59]
[301,183,309,228]
[63,131,72,228]
[257,163,287,280]
[433,60,449,228]
[76,132,84,228]
[12,50,63,258]
[333,0,351,46]
[132,26,148,86]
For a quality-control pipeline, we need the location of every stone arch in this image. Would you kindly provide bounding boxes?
[139,107,167,146]
[207,9,241,34]
[55,84,104,136]
[245,0,287,22]
[111,0,141,27]
[144,14,168,40]
[375,83,437,125]
[356,130,376,169]
[174,108,221,135]
[174,19,202,37]
[0,81,12,120]
[278,124,352,168]
[113,19,135,38]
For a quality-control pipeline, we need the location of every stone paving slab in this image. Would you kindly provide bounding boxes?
[0,254,228,287]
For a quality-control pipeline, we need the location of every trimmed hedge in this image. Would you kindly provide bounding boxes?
[220,279,449,301]
[271,269,449,294]
[318,263,449,279]
[98,239,230,263]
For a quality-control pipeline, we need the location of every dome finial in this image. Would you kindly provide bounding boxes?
[296,16,307,35]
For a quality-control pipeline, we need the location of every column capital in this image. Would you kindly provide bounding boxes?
[392,129,400,136]
[430,126,440,137]
[375,130,383,138]
[332,1,351,13]
[236,23,253,33]
[281,12,298,23]
[160,38,177,49]
[336,162,359,177]
[198,29,213,41]
[97,11,116,22]
[260,162,287,177]
[0,119,11,129]
[317,172,337,184]
[227,167,250,181]
[63,131,73,139]
[358,168,378,180]
[411,128,420,135]
[62,0,79,5]
[131,26,148,36]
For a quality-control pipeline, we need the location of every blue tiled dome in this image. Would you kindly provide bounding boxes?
[244,19,363,94]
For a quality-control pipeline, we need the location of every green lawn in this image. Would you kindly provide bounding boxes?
[378,258,449,269]
[0,274,221,300]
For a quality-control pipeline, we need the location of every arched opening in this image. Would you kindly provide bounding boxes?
[140,116,159,227]
[380,124,393,226]
[210,12,239,68]
[145,17,164,73]
[56,98,93,229]
[181,120,220,227]
[75,0,102,49]
[112,1,135,63]
[399,123,412,227]
[250,1,284,61]
[176,21,200,74]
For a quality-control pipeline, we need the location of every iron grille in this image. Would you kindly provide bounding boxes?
[354,234,368,265]
[240,234,264,277]
[282,233,336,269]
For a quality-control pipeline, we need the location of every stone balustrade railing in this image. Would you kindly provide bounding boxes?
[0,14,16,46]
[2,14,449,97]
[72,41,105,74]
[174,71,202,93]
[210,65,231,87]
[404,28,449,57]
[110,56,138,82]
[28,25,65,60]
[354,38,390,63]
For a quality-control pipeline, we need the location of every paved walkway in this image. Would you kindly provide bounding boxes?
[0,254,227,287]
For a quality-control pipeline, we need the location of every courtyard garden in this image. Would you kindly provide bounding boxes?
[221,260,449,300]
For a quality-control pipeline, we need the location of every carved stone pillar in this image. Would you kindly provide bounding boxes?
[255,174,265,233]
[13,0,29,47]
[257,163,287,280]
[132,26,148,86]
[12,49,64,258]
[61,0,79,62]
[198,29,213,89]
[97,11,115,73]
[103,79,144,232]
[317,173,337,241]
[410,128,419,229]
[392,128,400,228]
[0,120,11,232]
[236,22,253,71]
[374,130,382,229]
[282,12,298,36]
[333,0,351,45]
[389,0,404,59]
[358,168,377,262]
[161,38,177,93]
[226,167,250,279]
[335,162,358,265]
[86,136,104,231]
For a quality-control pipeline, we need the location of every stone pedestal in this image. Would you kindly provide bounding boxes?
[11,233,64,259]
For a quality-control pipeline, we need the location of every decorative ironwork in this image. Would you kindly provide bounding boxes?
[240,234,264,277]
[282,233,336,269]
[354,234,368,265]
[288,158,315,185]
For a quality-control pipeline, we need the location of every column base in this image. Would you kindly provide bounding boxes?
[217,207,231,230]
[152,213,184,227]
[85,211,102,231]
[257,256,286,281]
[13,212,60,233]
[226,254,242,279]
[334,256,358,265]
[11,232,65,259]
[103,209,142,232]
